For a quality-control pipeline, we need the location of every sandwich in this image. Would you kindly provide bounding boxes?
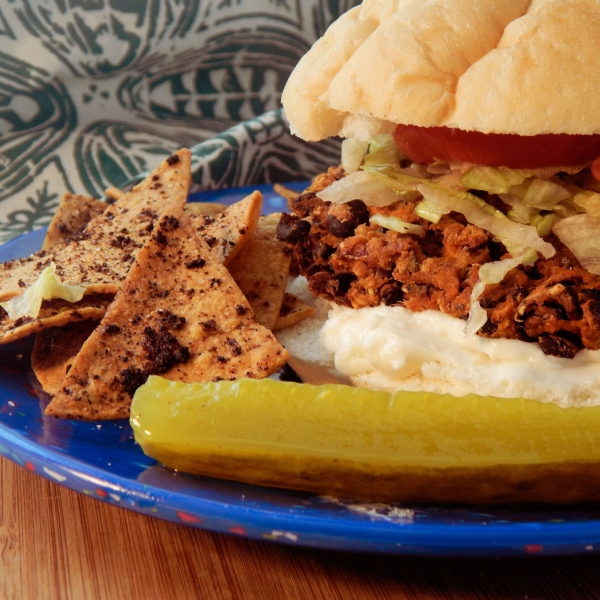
[275,0,600,407]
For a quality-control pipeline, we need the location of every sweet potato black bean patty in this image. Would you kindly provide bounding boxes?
[278,168,600,359]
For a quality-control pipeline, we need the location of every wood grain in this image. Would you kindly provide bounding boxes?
[1,455,600,600]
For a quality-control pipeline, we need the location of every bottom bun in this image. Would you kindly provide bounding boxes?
[275,278,600,408]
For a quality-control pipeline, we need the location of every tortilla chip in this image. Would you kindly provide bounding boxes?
[0,294,111,344]
[190,190,262,266]
[274,293,315,330]
[45,210,289,420]
[46,195,254,266]
[0,149,191,302]
[32,320,99,396]
[44,192,257,275]
[108,188,226,216]
[227,213,291,329]
[41,190,260,274]
[1,189,260,340]
[42,194,107,251]
[185,202,227,216]
[273,183,300,210]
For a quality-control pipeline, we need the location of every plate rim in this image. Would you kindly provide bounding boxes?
[2,208,600,558]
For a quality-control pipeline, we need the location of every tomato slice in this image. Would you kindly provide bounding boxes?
[592,157,600,181]
[392,124,600,168]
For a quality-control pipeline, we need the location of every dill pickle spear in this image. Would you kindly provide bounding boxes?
[130,376,600,503]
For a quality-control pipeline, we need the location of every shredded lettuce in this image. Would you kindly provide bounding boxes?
[498,178,570,211]
[331,133,600,278]
[460,166,531,194]
[341,138,369,173]
[316,171,401,207]
[362,164,424,199]
[501,195,539,224]
[0,262,86,320]
[464,289,490,338]
[414,196,446,223]
[531,213,561,237]
[553,214,600,275]
[465,250,537,336]
[359,133,426,201]
[461,164,585,195]
[550,201,580,219]
[571,189,600,219]
[370,214,425,237]
[416,185,555,259]
[362,134,403,167]
[459,166,593,232]
[520,178,570,209]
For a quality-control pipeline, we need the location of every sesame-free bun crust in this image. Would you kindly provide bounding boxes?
[283,0,600,140]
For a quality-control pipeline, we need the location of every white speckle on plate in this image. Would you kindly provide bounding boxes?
[43,467,66,482]
[322,496,415,524]
[271,530,298,542]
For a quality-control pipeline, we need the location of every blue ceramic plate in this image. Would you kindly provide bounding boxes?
[2,182,600,558]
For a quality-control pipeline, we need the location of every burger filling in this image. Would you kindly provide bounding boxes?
[277,133,600,359]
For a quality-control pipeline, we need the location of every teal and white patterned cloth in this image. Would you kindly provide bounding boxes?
[0,0,359,242]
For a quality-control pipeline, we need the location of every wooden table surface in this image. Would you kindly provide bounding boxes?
[1,456,599,599]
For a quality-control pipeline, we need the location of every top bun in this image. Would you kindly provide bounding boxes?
[283,0,600,140]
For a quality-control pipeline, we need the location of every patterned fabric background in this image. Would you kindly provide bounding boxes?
[0,0,360,242]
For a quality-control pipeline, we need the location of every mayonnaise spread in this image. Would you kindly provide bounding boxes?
[321,304,600,407]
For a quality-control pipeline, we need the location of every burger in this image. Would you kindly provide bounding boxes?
[274,0,600,407]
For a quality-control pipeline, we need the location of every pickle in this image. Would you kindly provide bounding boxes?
[130,376,600,503]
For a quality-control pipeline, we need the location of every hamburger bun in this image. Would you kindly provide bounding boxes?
[282,0,600,140]
[271,1,600,504]
[277,0,600,411]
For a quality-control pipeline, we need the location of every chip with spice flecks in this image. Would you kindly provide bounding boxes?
[45,208,289,420]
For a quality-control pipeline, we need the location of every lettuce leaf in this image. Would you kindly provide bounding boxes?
[316,171,402,207]
[461,164,586,195]
[465,250,537,336]
[461,166,531,194]
[363,134,403,167]
[370,214,425,237]
[531,213,561,236]
[1,262,86,319]
[362,164,425,198]
[571,189,600,218]
[553,214,600,275]
[415,185,555,259]
[519,178,570,209]
[341,138,369,173]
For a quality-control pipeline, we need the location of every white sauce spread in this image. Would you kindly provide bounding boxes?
[321,304,600,407]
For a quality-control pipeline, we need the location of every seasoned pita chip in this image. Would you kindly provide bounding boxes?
[0,294,111,344]
[273,183,300,210]
[274,293,315,330]
[45,210,289,420]
[32,320,99,396]
[108,189,226,216]
[0,149,191,302]
[45,192,256,274]
[42,194,107,251]
[189,191,262,266]
[185,202,226,216]
[227,213,291,329]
